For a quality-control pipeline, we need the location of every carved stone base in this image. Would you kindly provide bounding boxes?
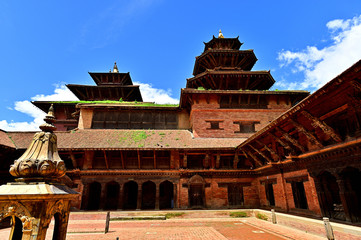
[0,182,78,240]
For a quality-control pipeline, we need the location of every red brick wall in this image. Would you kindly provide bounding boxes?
[189,94,290,138]
[256,169,321,216]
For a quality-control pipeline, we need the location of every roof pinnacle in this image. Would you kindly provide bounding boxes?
[113,62,119,73]
[218,29,224,38]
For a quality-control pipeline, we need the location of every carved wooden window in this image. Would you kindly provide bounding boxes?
[206,120,224,130]
[220,155,233,169]
[124,151,138,169]
[92,150,106,169]
[187,155,204,169]
[108,151,122,169]
[92,110,178,129]
[140,151,154,169]
[156,151,170,169]
[234,121,260,133]
[220,95,267,109]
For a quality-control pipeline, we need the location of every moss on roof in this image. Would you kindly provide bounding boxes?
[45,101,179,107]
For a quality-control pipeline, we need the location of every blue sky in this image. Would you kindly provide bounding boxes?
[1,0,361,131]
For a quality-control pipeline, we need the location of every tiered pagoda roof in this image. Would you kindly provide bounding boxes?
[66,62,143,101]
[187,31,274,90]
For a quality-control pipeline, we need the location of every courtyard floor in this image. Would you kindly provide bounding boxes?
[0,210,329,240]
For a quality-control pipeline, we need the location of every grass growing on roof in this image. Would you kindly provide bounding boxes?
[48,100,179,107]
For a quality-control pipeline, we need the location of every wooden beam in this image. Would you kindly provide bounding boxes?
[319,104,348,121]
[268,132,292,151]
[249,144,271,163]
[255,140,279,161]
[289,119,323,149]
[103,150,109,169]
[276,127,306,153]
[350,80,361,92]
[301,110,342,142]
[242,148,263,167]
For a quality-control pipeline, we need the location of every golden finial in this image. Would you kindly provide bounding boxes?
[218,29,224,38]
[113,62,119,73]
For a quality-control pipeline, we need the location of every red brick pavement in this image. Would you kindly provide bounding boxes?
[0,212,327,240]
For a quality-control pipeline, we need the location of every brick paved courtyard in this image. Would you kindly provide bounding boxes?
[0,210,330,240]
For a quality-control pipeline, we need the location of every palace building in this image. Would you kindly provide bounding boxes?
[1,32,361,223]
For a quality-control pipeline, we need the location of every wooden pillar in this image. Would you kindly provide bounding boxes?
[137,183,142,210]
[173,182,178,209]
[183,153,187,168]
[100,182,107,210]
[137,150,141,169]
[336,177,352,222]
[216,153,220,169]
[204,153,209,168]
[313,178,327,217]
[154,150,157,169]
[155,183,160,210]
[80,182,89,210]
[233,154,239,169]
[118,184,123,210]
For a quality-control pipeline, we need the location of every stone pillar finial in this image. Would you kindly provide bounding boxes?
[9,105,66,181]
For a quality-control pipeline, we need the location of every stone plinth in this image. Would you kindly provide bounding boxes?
[0,182,77,240]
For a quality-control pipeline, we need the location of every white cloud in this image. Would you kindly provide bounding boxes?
[134,81,179,104]
[278,15,361,90]
[0,85,78,131]
[1,82,178,131]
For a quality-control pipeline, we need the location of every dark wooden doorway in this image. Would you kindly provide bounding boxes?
[123,181,138,210]
[141,181,156,209]
[105,181,120,210]
[160,181,173,209]
[87,182,101,210]
[189,184,204,208]
[319,172,344,220]
[228,184,243,207]
[265,183,275,206]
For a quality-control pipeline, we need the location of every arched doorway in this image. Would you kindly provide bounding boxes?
[341,167,361,222]
[141,181,156,209]
[87,182,101,210]
[105,181,120,210]
[188,175,205,208]
[160,181,174,209]
[123,181,138,210]
[318,172,344,220]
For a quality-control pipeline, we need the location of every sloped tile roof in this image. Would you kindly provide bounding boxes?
[0,130,16,149]
[7,129,245,150]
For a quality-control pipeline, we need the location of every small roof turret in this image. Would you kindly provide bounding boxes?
[218,29,224,38]
[113,62,119,73]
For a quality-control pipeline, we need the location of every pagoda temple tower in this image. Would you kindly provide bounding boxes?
[180,31,308,138]
[33,62,143,131]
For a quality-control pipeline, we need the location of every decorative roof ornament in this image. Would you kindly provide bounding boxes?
[9,104,66,181]
[112,61,119,73]
[218,29,224,38]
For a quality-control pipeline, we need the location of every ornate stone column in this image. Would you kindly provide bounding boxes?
[0,105,79,240]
